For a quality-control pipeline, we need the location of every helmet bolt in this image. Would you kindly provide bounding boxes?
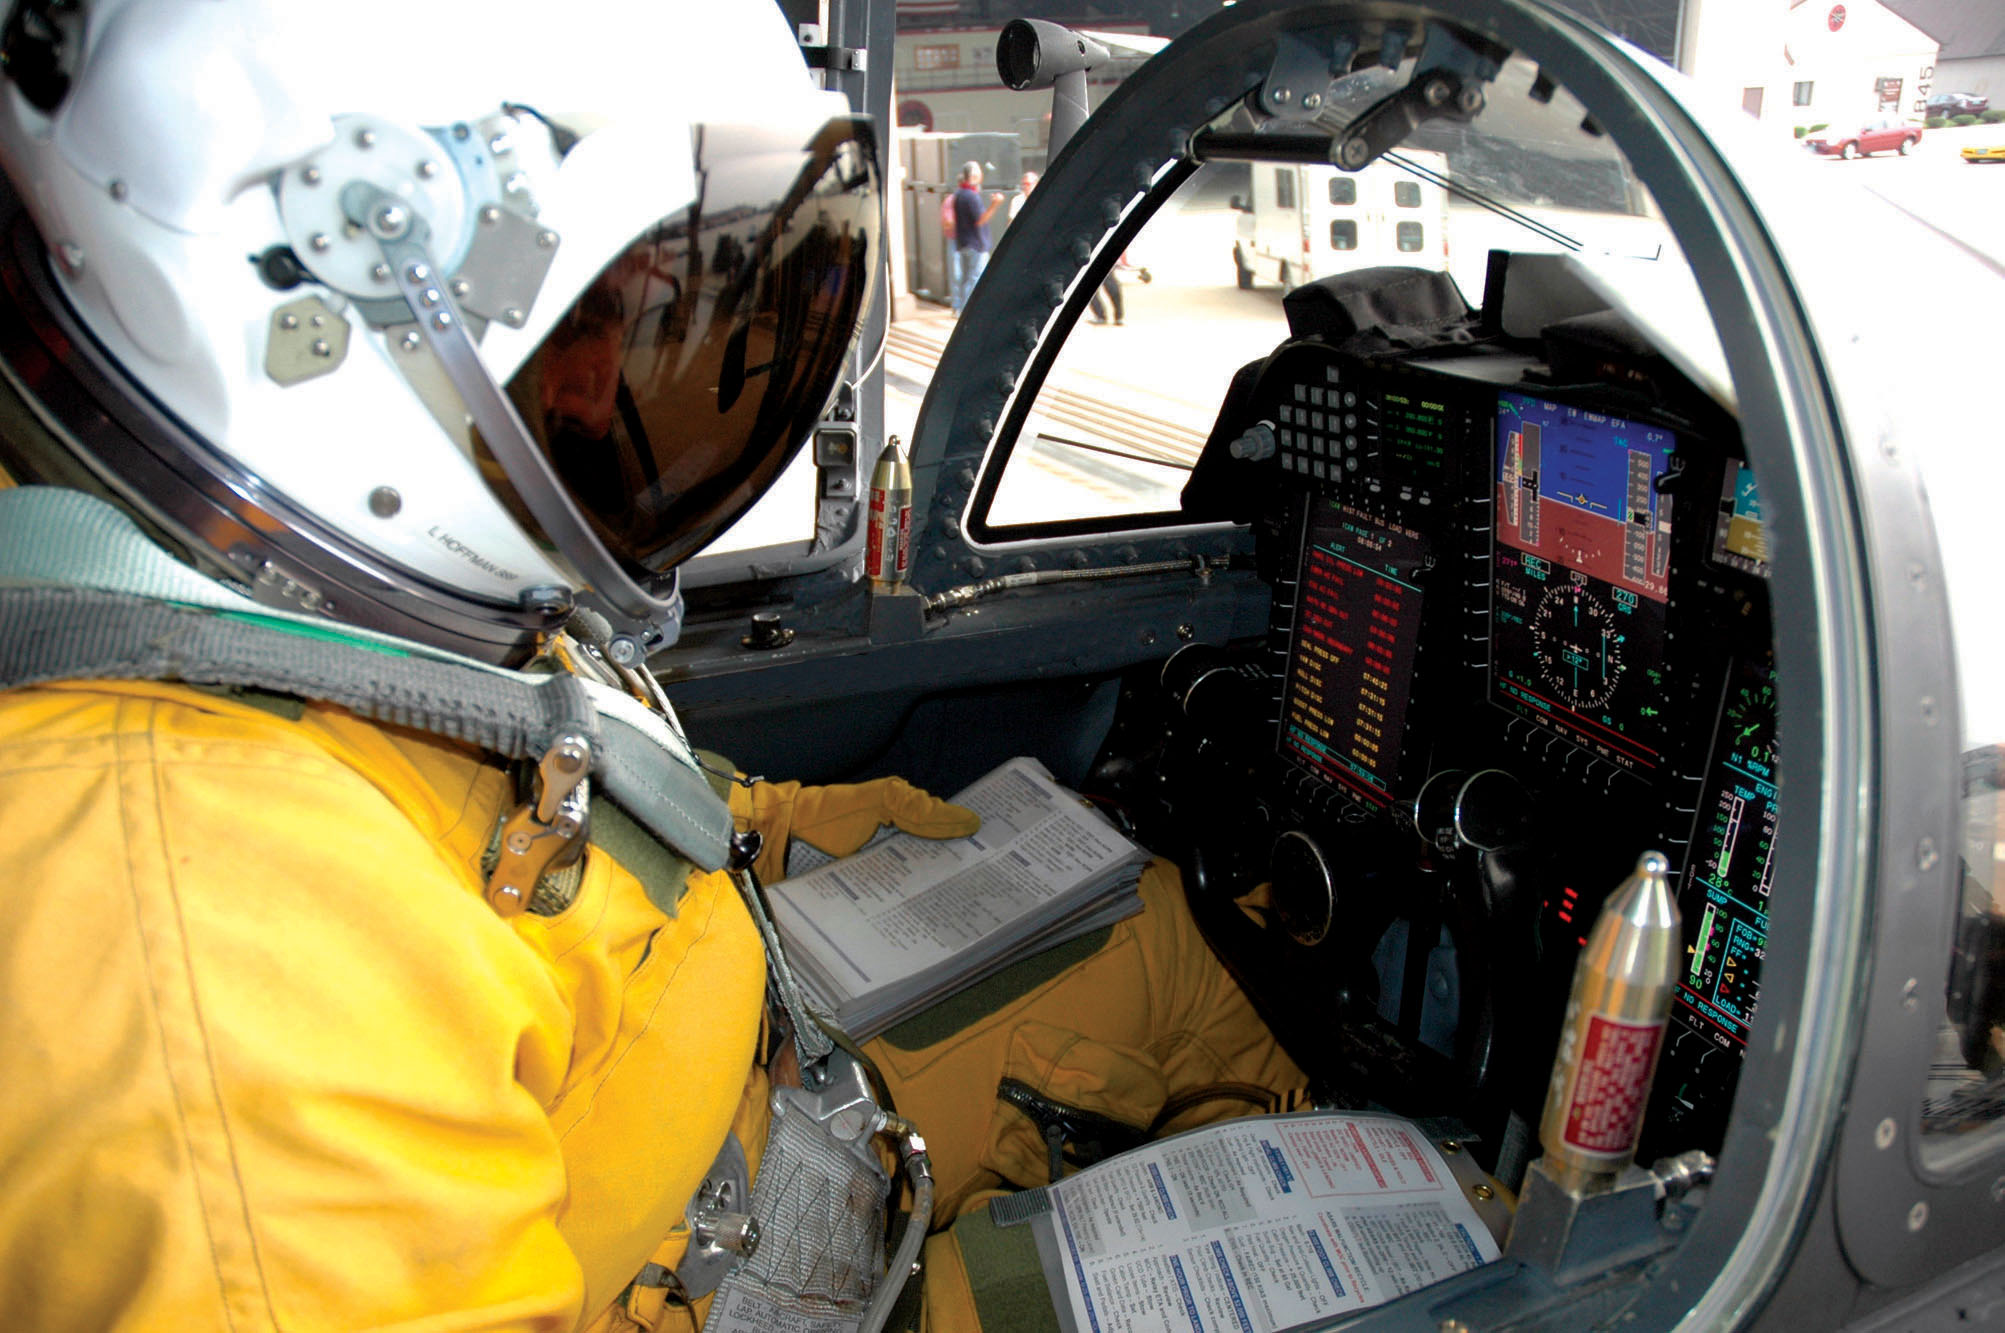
[369,204,409,239]
[368,486,403,518]
[301,165,323,187]
[416,159,439,180]
[354,127,377,149]
[309,232,332,253]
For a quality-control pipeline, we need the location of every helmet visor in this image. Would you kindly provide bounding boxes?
[494,113,878,576]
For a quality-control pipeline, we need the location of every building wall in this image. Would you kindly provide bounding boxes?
[1679,0,1939,134]
[1935,54,2005,102]
[1781,0,1939,127]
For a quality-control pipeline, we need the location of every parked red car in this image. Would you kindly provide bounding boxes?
[1805,117,1923,158]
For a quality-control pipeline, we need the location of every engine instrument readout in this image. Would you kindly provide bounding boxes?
[1278,499,1429,807]
[1676,656,1776,1050]
[1490,392,1677,771]
[1711,460,1769,577]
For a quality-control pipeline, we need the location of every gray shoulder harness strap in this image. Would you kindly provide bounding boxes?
[0,486,733,873]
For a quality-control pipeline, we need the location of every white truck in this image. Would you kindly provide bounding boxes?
[1232,150,1451,290]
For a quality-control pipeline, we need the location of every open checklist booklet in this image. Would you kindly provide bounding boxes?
[1020,1112,1504,1333]
[767,757,1150,1041]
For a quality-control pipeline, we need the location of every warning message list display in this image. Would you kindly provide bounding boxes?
[1277,501,1429,807]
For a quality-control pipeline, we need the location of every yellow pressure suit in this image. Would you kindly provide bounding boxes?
[0,676,1302,1331]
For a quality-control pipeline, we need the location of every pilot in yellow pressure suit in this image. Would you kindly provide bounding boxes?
[0,2,1302,1330]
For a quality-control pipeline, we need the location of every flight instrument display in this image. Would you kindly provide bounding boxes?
[1710,460,1769,577]
[1675,655,1777,1051]
[1490,392,1678,772]
[1278,499,1429,807]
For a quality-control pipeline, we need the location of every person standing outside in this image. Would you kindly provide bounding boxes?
[951,160,1004,314]
[1009,169,1039,221]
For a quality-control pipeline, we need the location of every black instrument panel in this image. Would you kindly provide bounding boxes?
[1163,334,1777,1176]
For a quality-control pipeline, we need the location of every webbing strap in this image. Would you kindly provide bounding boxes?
[0,488,733,871]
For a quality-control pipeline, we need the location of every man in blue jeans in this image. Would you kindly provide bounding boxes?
[951,160,1004,314]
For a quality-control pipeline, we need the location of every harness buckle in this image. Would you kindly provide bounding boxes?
[486,730,592,916]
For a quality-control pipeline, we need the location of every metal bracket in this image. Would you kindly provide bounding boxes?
[671,1132,755,1300]
[1332,21,1503,170]
[799,24,866,71]
[1259,30,1348,122]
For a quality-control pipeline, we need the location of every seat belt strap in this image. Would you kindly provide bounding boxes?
[0,487,733,872]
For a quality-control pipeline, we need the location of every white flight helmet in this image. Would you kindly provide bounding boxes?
[0,0,879,662]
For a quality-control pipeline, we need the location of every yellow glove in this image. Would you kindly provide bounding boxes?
[729,777,981,884]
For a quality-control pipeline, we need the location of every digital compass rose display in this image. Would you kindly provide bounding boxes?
[1490,392,1677,772]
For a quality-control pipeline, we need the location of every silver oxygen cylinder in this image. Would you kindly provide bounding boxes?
[864,435,913,592]
[1535,850,1682,1194]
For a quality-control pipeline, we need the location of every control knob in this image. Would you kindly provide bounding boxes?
[1269,829,1335,946]
[1228,420,1277,461]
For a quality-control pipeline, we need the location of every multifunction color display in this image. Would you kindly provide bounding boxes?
[1278,500,1429,807]
[1490,392,1678,772]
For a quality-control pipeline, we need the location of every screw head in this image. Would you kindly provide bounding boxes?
[372,263,391,282]
[301,165,323,186]
[370,203,409,239]
[399,330,422,352]
[1423,76,1451,106]
[1473,1182,1494,1201]
[1301,92,1322,110]
[278,313,299,331]
[503,307,525,327]
[449,278,471,298]
[354,127,377,149]
[1908,1201,1929,1232]
[479,205,502,226]
[309,338,331,358]
[309,232,332,253]
[1875,1117,1898,1150]
[537,230,559,250]
[368,486,402,518]
[108,179,128,202]
[431,311,453,332]
[1270,86,1293,105]
[403,261,430,284]
[416,159,439,180]
[1339,137,1371,168]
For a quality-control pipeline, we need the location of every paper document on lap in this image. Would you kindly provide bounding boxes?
[1025,1113,1503,1333]
[768,757,1148,1039]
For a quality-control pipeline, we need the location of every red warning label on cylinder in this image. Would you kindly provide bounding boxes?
[1561,1014,1665,1155]
[865,488,911,581]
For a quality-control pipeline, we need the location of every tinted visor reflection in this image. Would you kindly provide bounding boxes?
[498,114,877,574]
